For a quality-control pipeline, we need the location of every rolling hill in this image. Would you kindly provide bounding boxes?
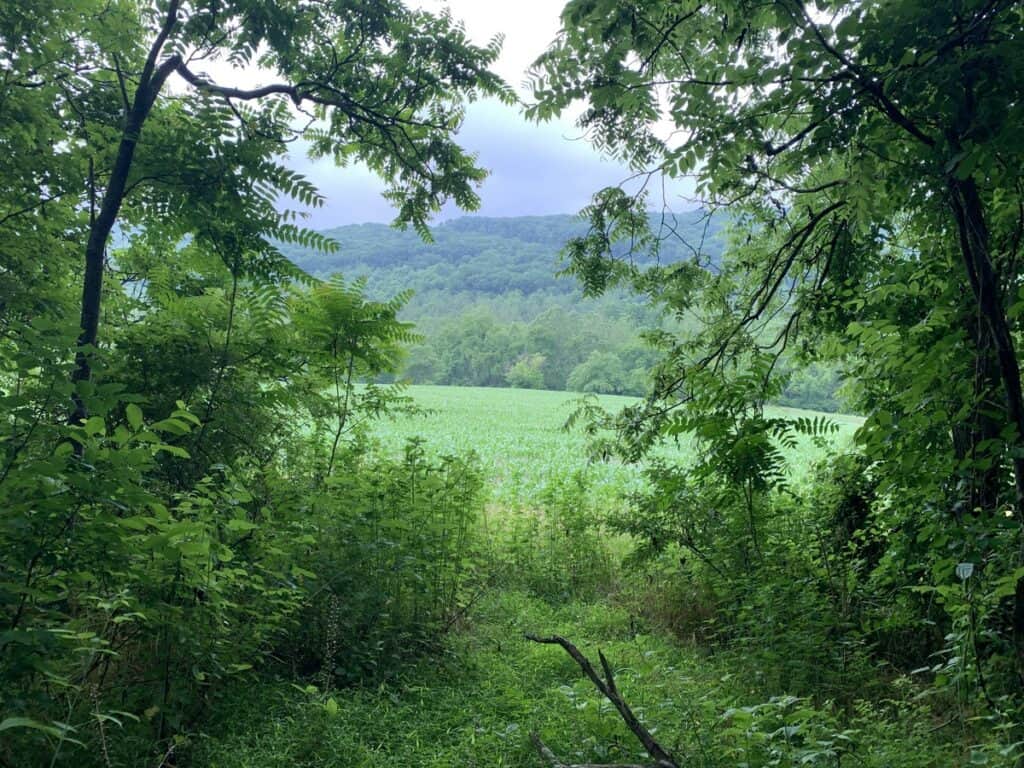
[278,211,725,321]
[277,211,841,411]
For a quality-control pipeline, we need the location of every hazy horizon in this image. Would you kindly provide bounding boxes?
[305,202,709,233]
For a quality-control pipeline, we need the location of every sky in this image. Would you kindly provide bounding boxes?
[272,1,692,228]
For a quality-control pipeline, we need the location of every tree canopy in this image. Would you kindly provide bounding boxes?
[532,0,1024,680]
[1,0,511,419]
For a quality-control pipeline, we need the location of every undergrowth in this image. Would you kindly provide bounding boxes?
[189,590,990,767]
[187,436,1022,768]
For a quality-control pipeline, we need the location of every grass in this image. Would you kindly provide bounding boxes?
[192,592,666,768]
[188,387,988,768]
[192,590,959,768]
[373,385,863,508]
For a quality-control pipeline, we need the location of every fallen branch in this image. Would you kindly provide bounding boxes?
[525,633,679,768]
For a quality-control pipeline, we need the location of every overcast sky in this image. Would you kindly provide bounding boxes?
[276,1,692,229]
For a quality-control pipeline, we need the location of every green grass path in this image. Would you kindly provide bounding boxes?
[192,591,721,767]
[192,589,951,768]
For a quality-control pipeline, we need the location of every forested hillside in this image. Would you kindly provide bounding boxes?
[281,214,843,410]
[281,211,724,309]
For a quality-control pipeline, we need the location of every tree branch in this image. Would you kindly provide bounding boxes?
[173,62,305,102]
[524,634,678,768]
[787,0,936,148]
[139,0,181,88]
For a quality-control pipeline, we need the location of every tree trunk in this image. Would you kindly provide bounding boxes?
[70,114,145,424]
[69,11,182,424]
[952,300,1003,515]
[949,175,1024,670]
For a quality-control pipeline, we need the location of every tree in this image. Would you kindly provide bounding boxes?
[292,276,417,477]
[533,0,1024,679]
[0,3,508,758]
[506,353,547,389]
[527,307,595,389]
[9,0,509,422]
[567,351,631,395]
[435,310,525,386]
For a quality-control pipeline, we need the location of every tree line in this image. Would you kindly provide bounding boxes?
[288,215,846,409]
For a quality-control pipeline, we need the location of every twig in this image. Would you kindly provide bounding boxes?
[525,634,679,768]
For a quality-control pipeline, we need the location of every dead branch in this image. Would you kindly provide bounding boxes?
[524,634,679,768]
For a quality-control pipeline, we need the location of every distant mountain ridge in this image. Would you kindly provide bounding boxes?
[278,211,725,313]
[277,211,841,411]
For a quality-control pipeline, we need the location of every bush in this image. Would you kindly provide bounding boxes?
[0,274,481,765]
[567,351,634,395]
[490,470,617,602]
[608,450,884,701]
[506,354,546,389]
[290,439,484,686]
[0,388,312,764]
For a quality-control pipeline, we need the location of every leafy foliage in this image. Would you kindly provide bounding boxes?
[191,590,1008,768]
[7,0,1024,763]
[0,1,500,763]
[293,439,483,687]
[531,0,1024,715]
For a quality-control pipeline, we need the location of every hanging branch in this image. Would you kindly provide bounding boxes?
[524,634,679,768]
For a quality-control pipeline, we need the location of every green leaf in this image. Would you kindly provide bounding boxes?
[151,418,191,436]
[0,717,66,738]
[178,540,210,557]
[126,403,143,430]
[155,444,190,459]
[83,416,106,437]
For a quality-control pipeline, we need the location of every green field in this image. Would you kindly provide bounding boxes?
[374,385,863,508]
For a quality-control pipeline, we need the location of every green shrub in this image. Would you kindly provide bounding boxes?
[0,387,311,764]
[289,439,483,686]
[506,353,547,389]
[490,470,618,602]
